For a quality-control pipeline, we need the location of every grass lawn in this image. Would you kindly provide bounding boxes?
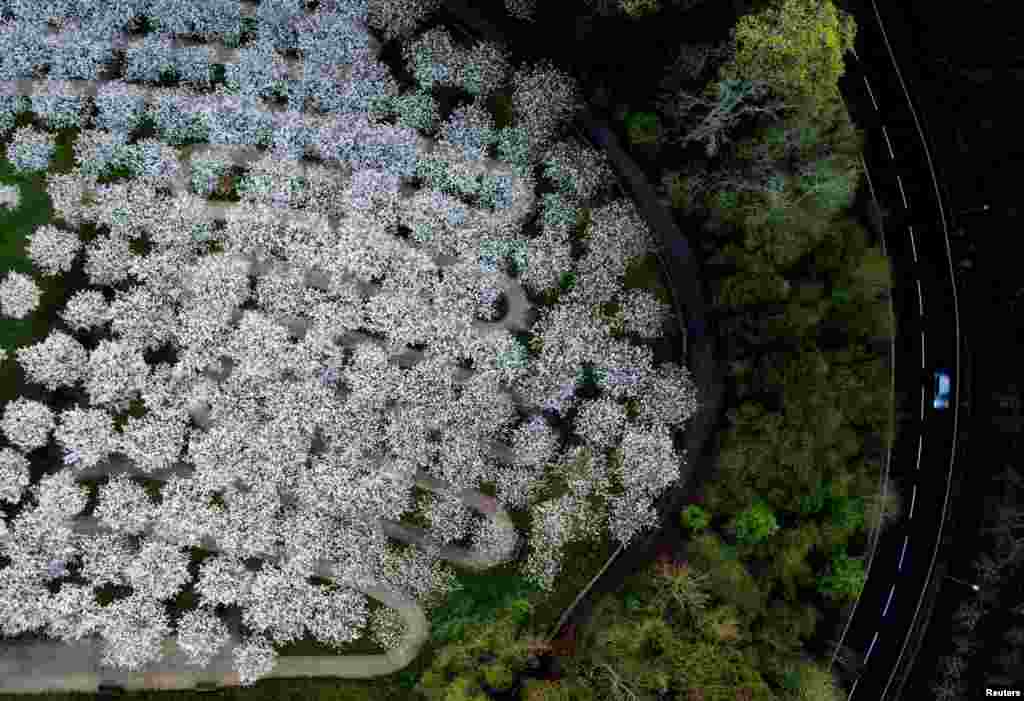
[0,118,79,406]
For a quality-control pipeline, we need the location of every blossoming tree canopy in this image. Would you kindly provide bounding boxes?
[0,0,699,686]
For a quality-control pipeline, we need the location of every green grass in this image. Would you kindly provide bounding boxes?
[0,121,80,405]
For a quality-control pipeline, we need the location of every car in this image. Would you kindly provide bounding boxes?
[933,370,951,409]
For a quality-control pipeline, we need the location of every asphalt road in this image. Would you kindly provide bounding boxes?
[825,0,965,699]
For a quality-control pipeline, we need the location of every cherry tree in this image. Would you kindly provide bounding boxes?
[24,224,83,277]
[14,330,90,392]
[0,271,43,319]
[1,397,56,453]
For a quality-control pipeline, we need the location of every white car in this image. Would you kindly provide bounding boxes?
[933,371,951,410]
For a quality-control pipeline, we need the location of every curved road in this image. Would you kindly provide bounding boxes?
[822,0,963,699]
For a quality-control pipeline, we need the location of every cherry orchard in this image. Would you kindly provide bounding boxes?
[0,0,699,687]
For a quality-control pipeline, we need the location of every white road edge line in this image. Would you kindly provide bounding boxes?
[864,74,878,111]
[864,631,880,663]
[882,124,895,159]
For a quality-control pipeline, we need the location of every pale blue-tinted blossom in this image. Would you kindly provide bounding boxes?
[175,45,215,87]
[539,192,581,240]
[45,23,116,80]
[146,0,241,40]
[496,125,535,176]
[403,28,463,91]
[72,129,134,180]
[256,0,305,50]
[200,91,275,147]
[1,397,56,453]
[30,81,91,130]
[270,109,314,161]
[440,102,497,161]
[393,89,441,133]
[94,81,149,134]
[223,41,291,100]
[123,33,178,84]
[455,40,510,97]
[126,138,183,186]
[5,126,56,174]
[14,331,89,392]
[189,153,234,197]
[477,172,517,211]
[147,88,211,145]
[0,18,48,80]
[295,5,372,67]
[0,448,31,505]
[0,271,42,319]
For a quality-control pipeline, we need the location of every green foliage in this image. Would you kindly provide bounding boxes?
[429,573,540,645]
[798,481,830,516]
[817,545,865,601]
[826,494,864,532]
[716,270,790,307]
[687,533,766,617]
[415,601,537,701]
[717,0,857,121]
[624,111,661,146]
[680,504,711,533]
[732,500,780,545]
[766,521,820,601]
[792,155,860,216]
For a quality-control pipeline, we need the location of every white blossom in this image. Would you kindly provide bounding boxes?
[176,608,233,668]
[0,271,42,319]
[30,470,88,522]
[368,603,408,650]
[620,288,672,337]
[15,330,89,392]
[574,397,629,451]
[122,539,191,601]
[53,407,117,472]
[232,634,279,686]
[1,397,55,453]
[0,447,31,504]
[83,339,150,409]
[195,554,256,610]
[25,224,82,277]
[93,473,157,536]
[96,592,173,672]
